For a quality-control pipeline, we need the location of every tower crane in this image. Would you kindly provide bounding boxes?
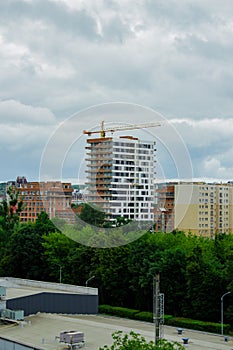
[83,120,161,138]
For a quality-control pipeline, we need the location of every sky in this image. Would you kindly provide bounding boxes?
[1,0,233,183]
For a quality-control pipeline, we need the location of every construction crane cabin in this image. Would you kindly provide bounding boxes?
[83,121,161,224]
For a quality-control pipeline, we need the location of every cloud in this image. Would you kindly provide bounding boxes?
[169,118,233,179]
[0,0,232,120]
[0,100,56,125]
[0,0,233,181]
[0,99,57,181]
[203,157,233,180]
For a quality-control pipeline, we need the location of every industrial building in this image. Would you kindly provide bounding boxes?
[0,277,98,317]
[0,295,229,349]
[0,277,98,349]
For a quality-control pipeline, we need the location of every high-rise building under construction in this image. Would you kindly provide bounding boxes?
[85,135,156,222]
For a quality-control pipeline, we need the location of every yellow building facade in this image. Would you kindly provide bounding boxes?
[174,183,233,237]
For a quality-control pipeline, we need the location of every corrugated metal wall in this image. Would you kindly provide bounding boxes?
[7,292,98,316]
[0,337,41,350]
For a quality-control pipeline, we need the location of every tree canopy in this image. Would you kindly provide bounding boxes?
[0,204,233,325]
[99,331,184,350]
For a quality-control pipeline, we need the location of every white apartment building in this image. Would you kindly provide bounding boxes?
[85,136,156,222]
[174,183,233,237]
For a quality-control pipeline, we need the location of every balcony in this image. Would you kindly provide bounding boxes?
[85,164,112,168]
[85,156,112,162]
[87,186,111,191]
[86,150,112,155]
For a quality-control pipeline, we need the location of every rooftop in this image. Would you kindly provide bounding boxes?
[0,313,231,350]
[0,277,98,300]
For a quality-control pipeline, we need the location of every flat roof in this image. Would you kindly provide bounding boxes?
[0,314,231,350]
[0,277,98,300]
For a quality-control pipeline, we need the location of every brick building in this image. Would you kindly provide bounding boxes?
[17,181,73,223]
[154,183,175,232]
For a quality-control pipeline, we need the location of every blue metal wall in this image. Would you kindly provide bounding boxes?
[7,292,98,316]
[0,337,42,350]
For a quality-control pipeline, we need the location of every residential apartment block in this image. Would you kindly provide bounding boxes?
[175,183,232,237]
[154,183,175,232]
[85,136,156,222]
[16,180,73,223]
[155,182,233,237]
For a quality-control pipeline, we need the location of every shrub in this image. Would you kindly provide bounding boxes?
[99,331,185,350]
[98,305,139,319]
[98,305,114,315]
[110,306,140,319]
[166,317,229,334]
[98,305,229,334]
[134,311,153,322]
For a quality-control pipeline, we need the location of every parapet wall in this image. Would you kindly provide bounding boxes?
[0,277,98,295]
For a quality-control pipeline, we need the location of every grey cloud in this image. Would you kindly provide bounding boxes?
[145,0,213,28]
[170,118,233,178]
[100,16,133,43]
[0,0,231,119]
[175,33,233,63]
[0,100,56,124]
[0,1,98,40]
[0,0,233,181]
[145,0,233,30]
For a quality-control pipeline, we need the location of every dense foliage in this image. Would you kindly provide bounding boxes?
[0,196,233,326]
[99,331,184,350]
[98,305,229,334]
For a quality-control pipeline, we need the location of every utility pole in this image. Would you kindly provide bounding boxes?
[159,292,164,339]
[154,273,160,345]
[55,263,62,284]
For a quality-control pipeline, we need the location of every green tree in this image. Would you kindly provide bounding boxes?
[34,211,58,235]
[0,211,59,279]
[0,186,23,233]
[67,244,96,286]
[99,331,184,350]
[128,232,164,310]
[183,244,223,321]
[79,203,106,226]
[42,231,77,283]
[223,249,233,323]
[93,245,132,306]
[159,248,187,316]
[1,223,49,279]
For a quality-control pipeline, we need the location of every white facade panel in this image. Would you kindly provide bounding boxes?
[85,137,156,222]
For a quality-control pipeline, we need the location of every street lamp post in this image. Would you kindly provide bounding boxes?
[58,265,62,284]
[221,291,231,335]
[55,263,62,284]
[85,276,95,287]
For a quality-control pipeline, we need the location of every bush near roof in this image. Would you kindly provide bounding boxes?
[98,305,231,334]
